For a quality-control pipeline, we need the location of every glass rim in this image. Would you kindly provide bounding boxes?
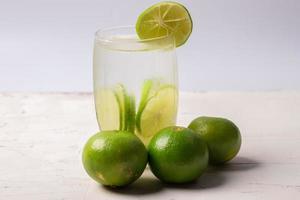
[94,25,175,51]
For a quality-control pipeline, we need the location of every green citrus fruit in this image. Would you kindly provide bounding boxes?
[188,116,242,165]
[136,1,193,47]
[82,131,147,187]
[148,126,208,183]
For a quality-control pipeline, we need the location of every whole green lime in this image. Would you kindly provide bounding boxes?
[148,126,208,183]
[82,130,148,187]
[188,116,241,165]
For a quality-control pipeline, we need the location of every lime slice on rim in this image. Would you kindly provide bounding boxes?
[136,1,193,47]
[138,86,178,144]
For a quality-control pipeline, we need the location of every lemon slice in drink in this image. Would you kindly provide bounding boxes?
[138,86,178,144]
[95,88,120,130]
[136,79,162,133]
[113,84,127,130]
[113,84,136,133]
[125,94,136,133]
[136,1,193,47]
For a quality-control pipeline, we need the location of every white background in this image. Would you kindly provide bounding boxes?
[0,0,299,92]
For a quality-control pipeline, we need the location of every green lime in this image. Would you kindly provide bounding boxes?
[136,1,193,47]
[188,116,242,165]
[148,126,208,183]
[137,84,178,144]
[82,131,147,187]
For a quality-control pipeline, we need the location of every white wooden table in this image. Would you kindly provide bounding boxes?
[1,92,300,200]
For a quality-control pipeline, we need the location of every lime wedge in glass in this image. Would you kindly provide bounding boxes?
[137,85,178,144]
[95,88,120,130]
[136,79,162,133]
[125,93,136,133]
[136,1,193,47]
[114,84,136,133]
[113,84,127,130]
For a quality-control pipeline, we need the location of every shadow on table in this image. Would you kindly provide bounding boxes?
[101,176,164,195]
[164,156,261,190]
[214,156,261,172]
[163,171,226,190]
[102,156,260,193]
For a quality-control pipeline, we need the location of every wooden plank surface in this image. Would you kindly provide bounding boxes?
[0,92,299,200]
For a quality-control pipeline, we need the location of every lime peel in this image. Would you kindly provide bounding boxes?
[136,1,193,47]
[113,84,136,132]
[136,79,178,144]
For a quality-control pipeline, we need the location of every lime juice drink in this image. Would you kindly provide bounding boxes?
[93,26,178,144]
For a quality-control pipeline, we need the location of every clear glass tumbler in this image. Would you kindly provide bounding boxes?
[93,26,178,144]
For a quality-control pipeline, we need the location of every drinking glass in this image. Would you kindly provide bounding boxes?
[93,26,178,144]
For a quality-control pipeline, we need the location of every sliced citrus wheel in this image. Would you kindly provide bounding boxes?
[138,86,178,144]
[136,79,161,132]
[95,88,120,130]
[136,1,193,47]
